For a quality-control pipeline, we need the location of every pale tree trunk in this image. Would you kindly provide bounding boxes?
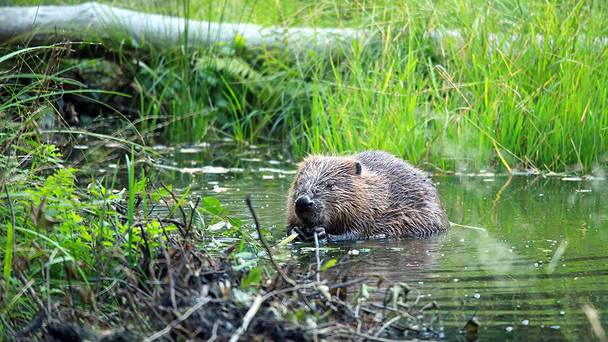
[0,2,369,52]
[1,3,604,56]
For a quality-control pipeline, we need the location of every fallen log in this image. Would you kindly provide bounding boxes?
[0,2,368,52]
[2,3,602,58]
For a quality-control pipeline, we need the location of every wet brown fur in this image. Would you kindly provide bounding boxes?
[286,151,449,239]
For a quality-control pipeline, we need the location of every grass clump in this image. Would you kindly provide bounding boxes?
[7,0,606,172]
[294,0,608,173]
[1,166,444,340]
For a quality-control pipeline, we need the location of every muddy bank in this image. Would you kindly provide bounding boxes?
[7,192,445,342]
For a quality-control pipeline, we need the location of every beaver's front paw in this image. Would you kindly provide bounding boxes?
[313,226,327,241]
[289,226,327,242]
[289,226,311,242]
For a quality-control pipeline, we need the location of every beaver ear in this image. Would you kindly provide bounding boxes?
[354,161,362,175]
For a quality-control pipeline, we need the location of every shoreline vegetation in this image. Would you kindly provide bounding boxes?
[3,0,607,173]
[0,0,607,340]
[0,169,446,340]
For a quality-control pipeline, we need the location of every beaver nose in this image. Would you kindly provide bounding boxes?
[295,195,313,213]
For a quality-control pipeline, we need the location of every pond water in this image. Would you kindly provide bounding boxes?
[101,144,608,341]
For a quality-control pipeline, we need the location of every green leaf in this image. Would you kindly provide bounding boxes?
[202,196,224,215]
[321,258,337,271]
[234,33,247,49]
[241,266,262,289]
[0,46,56,65]
[228,217,242,229]
[44,255,76,268]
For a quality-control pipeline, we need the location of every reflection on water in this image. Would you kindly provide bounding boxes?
[152,148,608,341]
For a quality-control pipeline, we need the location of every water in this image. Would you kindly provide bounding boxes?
[143,146,608,341]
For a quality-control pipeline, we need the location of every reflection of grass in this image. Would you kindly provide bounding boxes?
[435,175,608,340]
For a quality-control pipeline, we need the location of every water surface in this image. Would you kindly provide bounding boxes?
[144,146,608,341]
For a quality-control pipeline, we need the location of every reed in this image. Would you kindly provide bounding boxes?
[5,0,607,172]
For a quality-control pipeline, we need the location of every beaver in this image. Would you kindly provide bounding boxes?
[286,150,449,241]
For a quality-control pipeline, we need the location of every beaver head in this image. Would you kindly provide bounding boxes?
[288,155,364,230]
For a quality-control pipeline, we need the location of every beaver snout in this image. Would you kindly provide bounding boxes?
[295,195,314,214]
[295,194,321,225]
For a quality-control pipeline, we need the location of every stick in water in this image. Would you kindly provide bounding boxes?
[245,195,296,286]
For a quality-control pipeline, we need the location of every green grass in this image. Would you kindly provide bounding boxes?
[0,41,256,326]
[288,0,608,172]
[4,1,608,173]
[0,157,255,333]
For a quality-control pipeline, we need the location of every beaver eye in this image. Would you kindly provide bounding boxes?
[325,182,335,190]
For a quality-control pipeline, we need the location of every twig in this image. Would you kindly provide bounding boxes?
[265,281,322,298]
[90,277,152,298]
[328,277,368,289]
[137,223,152,277]
[245,195,296,286]
[134,218,186,229]
[449,221,487,232]
[12,272,50,337]
[314,232,321,283]
[0,313,16,339]
[229,281,323,342]
[158,237,178,311]
[7,277,34,309]
[187,196,201,237]
[207,321,220,342]
[143,296,211,342]
[583,304,608,342]
[151,183,185,236]
[373,315,402,337]
[46,249,59,318]
[17,273,46,313]
[333,330,418,342]
[229,295,264,342]
[370,303,415,318]
[161,182,189,227]
[118,283,151,331]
